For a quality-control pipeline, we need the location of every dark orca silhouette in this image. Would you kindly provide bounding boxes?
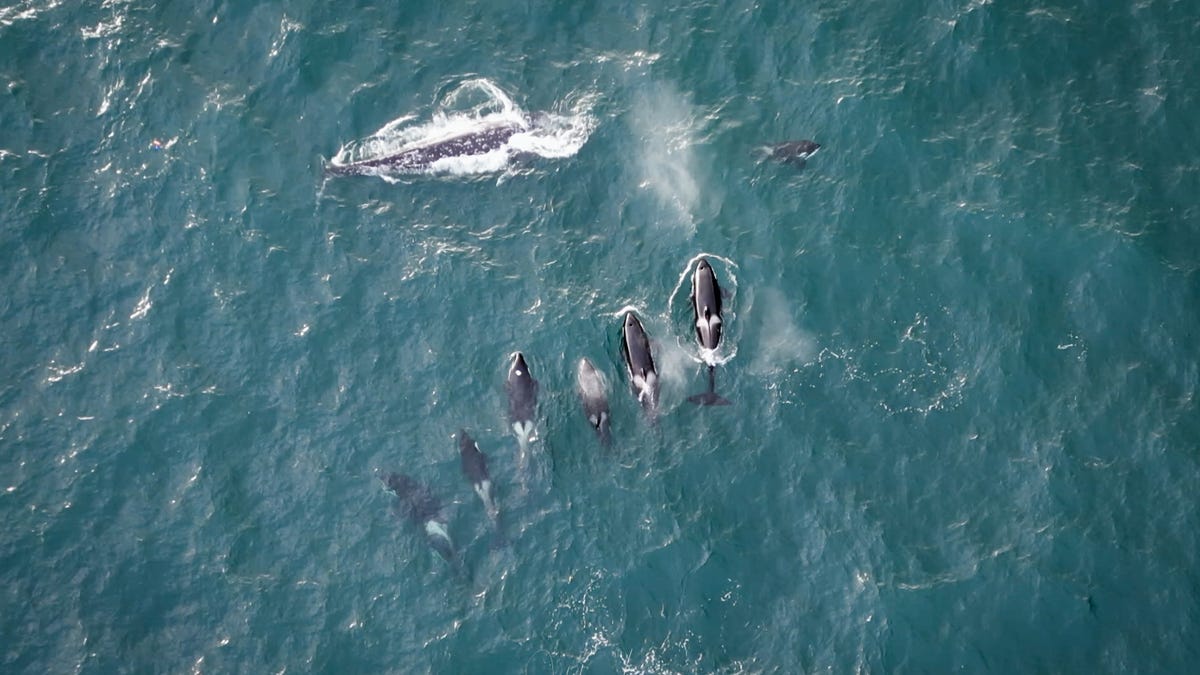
[381,472,455,562]
[767,140,820,168]
[576,358,612,446]
[505,352,539,454]
[688,257,731,406]
[620,311,659,420]
[458,430,499,523]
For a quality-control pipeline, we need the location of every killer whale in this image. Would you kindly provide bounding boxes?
[381,471,455,562]
[767,140,820,168]
[576,357,612,446]
[505,352,539,456]
[459,430,500,523]
[688,258,731,406]
[326,121,526,176]
[620,311,660,419]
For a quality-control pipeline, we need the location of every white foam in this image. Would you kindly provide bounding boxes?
[330,78,596,178]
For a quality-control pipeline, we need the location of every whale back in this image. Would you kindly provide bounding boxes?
[692,258,723,350]
[328,122,525,175]
[459,431,490,484]
[768,140,820,164]
[506,352,539,423]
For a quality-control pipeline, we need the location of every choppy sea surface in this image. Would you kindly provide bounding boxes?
[2,0,1198,672]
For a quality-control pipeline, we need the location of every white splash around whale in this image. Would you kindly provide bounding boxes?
[329,78,597,181]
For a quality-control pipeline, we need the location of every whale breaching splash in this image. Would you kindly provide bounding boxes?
[327,79,596,180]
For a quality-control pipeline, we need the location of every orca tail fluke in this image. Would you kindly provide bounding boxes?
[688,391,732,406]
[689,365,731,406]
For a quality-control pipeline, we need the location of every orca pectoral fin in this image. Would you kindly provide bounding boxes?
[686,389,729,403]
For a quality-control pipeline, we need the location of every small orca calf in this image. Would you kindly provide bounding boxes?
[576,358,612,446]
[620,311,660,419]
[381,472,455,562]
[688,257,731,406]
[767,140,820,168]
[459,430,500,523]
[506,352,539,455]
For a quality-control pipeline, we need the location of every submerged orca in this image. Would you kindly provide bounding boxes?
[381,472,455,562]
[506,352,539,454]
[767,140,820,167]
[576,357,612,446]
[326,121,525,176]
[688,258,731,406]
[620,311,660,419]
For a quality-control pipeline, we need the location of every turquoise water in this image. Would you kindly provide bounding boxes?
[3,0,1199,672]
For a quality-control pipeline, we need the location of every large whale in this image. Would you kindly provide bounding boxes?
[326,120,527,176]
[687,258,731,406]
[767,140,820,167]
[506,352,539,456]
[576,357,612,446]
[459,430,500,523]
[620,311,659,419]
[381,471,455,562]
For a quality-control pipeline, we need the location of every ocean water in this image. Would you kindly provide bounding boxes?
[2,0,1199,672]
